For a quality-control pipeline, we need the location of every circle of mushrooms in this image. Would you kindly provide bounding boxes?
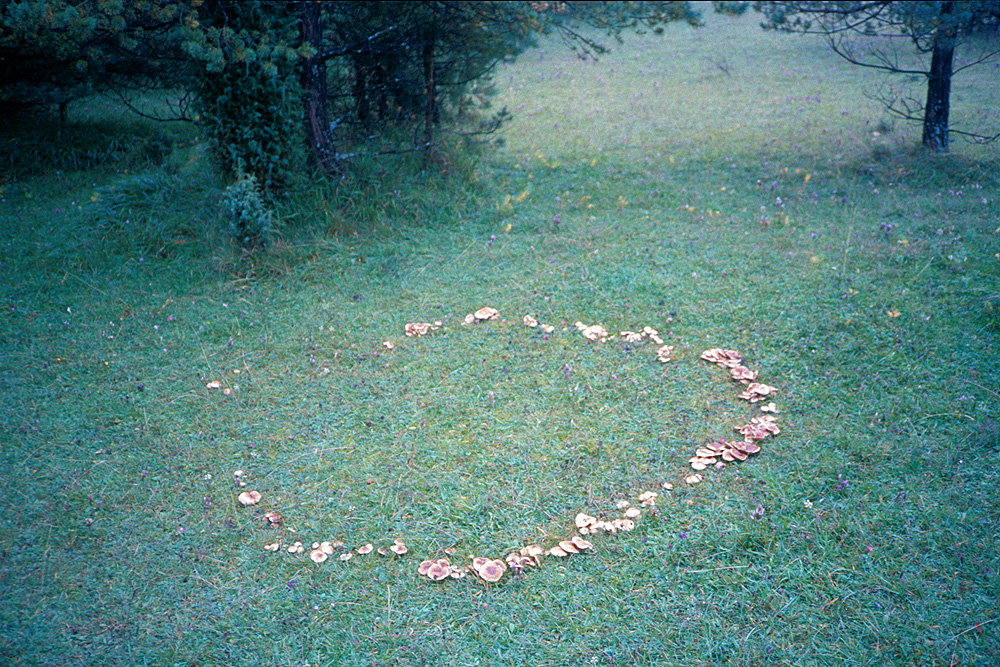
[241,307,780,584]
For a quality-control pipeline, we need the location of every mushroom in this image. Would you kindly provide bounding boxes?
[206,380,222,389]
[264,542,280,552]
[656,345,674,363]
[320,541,335,554]
[684,474,703,485]
[615,500,630,510]
[523,315,538,327]
[575,512,597,530]
[547,545,568,557]
[730,365,758,382]
[478,560,506,583]
[389,542,408,556]
[339,552,353,562]
[700,348,743,368]
[238,490,262,506]
[418,560,435,576]
[521,545,545,566]
[356,543,374,555]
[760,402,779,413]
[638,491,658,506]
[614,519,636,532]
[474,307,500,321]
[470,556,490,573]
[426,561,451,581]
[263,511,282,525]
[624,507,641,519]
[570,535,593,550]
[558,540,580,554]
[310,549,328,564]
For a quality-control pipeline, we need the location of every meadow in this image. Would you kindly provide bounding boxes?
[1,8,999,666]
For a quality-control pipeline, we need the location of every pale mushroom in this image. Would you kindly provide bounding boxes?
[685,474,703,485]
[558,540,580,554]
[238,490,262,506]
[478,559,506,583]
[389,543,408,556]
[418,560,435,576]
[624,507,642,519]
[570,535,593,550]
[264,542,280,552]
[547,545,568,557]
[474,307,499,321]
[470,556,490,573]
[339,552,353,562]
[320,541,335,554]
[310,549,328,564]
[730,365,758,382]
[426,561,451,581]
[523,315,538,327]
[356,543,374,555]
[263,511,282,525]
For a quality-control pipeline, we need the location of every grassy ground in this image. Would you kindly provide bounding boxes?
[2,8,999,667]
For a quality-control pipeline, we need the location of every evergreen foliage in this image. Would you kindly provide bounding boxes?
[221,171,276,249]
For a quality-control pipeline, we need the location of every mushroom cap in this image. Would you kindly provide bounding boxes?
[624,507,642,519]
[547,545,568,557]
[615,518,636,532]
[339,552,353,562]
[264,542,280,552]
[558,540,580,554]
[310,549,328,564]
[418,560,435,576]
[389,543,408,555]
[684,474,703,485]
[426,561,451,580]
[356,543,374,555]
[478,559,506,582]
[474,307,500,320]
[238,490,262,506]
[263,511,282,524]
[522,315,538,327]
[570,535,593,550]
[320,541,335,554]
[471,556,490,573]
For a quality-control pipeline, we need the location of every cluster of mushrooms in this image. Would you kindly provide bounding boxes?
[234,308,780,585]
[684,348,780,484]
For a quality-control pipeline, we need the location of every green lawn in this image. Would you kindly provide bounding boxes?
[1,8,998,667]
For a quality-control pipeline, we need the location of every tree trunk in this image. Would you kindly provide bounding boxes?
[922,4,954,152]
[299,1,339,175]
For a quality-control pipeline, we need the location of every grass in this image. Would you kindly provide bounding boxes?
[2,8,999,667]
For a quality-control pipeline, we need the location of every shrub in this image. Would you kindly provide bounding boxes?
[221,172,276,249]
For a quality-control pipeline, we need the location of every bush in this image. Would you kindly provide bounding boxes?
[221,172,276,249]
